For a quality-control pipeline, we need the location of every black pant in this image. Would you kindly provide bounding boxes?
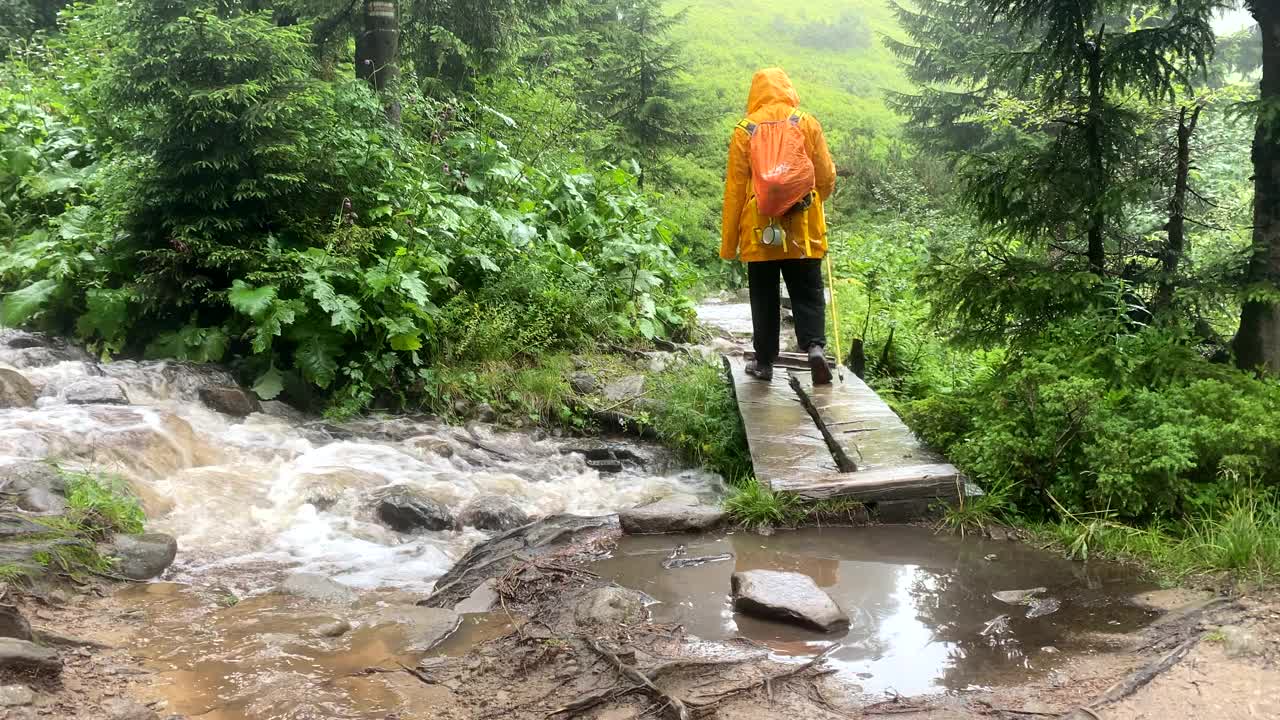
[748,259,826,365]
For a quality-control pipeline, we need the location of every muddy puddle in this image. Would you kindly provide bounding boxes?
[592,525,1159,696]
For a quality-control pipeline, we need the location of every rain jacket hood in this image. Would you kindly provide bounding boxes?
[746,68,800,115]
[720,69,837,263]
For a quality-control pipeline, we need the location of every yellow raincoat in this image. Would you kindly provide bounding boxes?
[719,68,837,263]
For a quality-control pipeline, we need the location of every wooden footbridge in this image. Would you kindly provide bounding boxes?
[701,297,976,519]
[723,353,975,519]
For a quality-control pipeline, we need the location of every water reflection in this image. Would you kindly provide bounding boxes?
[592,525,1158,696]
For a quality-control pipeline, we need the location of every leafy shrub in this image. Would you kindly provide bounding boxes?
[649,360,752,482]
[907,310,1280,522]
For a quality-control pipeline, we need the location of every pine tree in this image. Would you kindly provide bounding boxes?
[588,0,700,188]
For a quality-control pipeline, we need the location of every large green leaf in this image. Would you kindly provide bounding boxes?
[303,271,361,334]
[251,366,285,400]
[76,287,130,342]
[228,280,277,318]
[1,279,59,326]
[295,336,340,388]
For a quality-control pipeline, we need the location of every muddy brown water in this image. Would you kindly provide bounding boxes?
[592,526,1159,697]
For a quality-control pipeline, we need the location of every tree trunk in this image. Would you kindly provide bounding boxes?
[356,0,400,124]
[1236,7,1280,371]
[1155,104,1202,312]
[1085,36,1107,276]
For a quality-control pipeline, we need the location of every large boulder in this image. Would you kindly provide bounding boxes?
[64,378,129,405]
[0,637,61,675]
[0,684,34,707]
[575,587,647,627]
[198,385,261,417]
[110,533,178,580]
[620,496,726,535]
[366,606,460,652]
[569,372,598,396]
[731,570,849,633]
[0,369,35,409]
[457,495,529,532]
[277,573,358,604]
[0,331,91,369]
[375,488,454,532]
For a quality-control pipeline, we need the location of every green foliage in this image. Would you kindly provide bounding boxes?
[723,481,805,530]
[648,360,752,482]
[62,469,146,537]
[937,478,1015,536]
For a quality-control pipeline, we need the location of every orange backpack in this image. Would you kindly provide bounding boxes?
[738,111,816,218]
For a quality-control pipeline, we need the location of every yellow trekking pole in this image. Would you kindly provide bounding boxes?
[824,253,844,382]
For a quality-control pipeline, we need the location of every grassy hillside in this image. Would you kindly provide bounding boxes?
[669,0,909,149]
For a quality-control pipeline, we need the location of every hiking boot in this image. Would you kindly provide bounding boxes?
[809,345,832,385]
[745,360,773,381]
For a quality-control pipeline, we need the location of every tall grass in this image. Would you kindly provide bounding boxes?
[649,361,753,483]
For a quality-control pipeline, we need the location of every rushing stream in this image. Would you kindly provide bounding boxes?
[0,331,721,594]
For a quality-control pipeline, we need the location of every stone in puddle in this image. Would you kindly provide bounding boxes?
[457,495,529,532]
[731,570,849,633]
[369,607,459,652]
[277,573,358,604]
[620,496,725,534]
[64,378,130,405]
[993,587,1061,618]
[0,684,34,706]
[311,619,353,638]
[110,533,179,580]
[0,637,61,674]
[376,488,455,532]
[575,587,647,627]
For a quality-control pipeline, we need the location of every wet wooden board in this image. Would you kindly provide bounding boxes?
[771,463,963,502]
[722,357,842,486]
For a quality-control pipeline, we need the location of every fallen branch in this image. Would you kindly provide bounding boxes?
[1062,634,1200,716]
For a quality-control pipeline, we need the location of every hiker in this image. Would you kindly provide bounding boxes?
[720,67,837,384]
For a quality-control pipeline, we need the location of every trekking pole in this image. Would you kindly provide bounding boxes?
[824,253,844,382]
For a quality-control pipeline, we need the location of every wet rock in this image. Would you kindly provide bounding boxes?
[475,403,498,423]
[298,468,384,511]
[457,495,529,532]
[0,330,91,368]
[643,351,675,374]
[278,573,358,604]
[0,369,35,408]
[406,436,454,458]
[571,356,590,370]
[993,587,1060,618]
[421,515,620,610]
[453,579,499,614]
[376,488,455,533]
[103,698,159,720]
[620,496,725,534]
[0,461,65,495]
[260,400,308,423]
[1047,670,1070,689]
[0,637,61,674]
[0,684,34,707]
[0,605,31,641]
[197,385,261,417]
[452,399,471,416]
[603,375,645,402]
[981,614,1011,637]
[311,619,352,638]
[110,533,178,580]
[17,487,66,514]
[64,378,130,405]
[1220,625,1262,658]
[731,570,849,633]
[569,372,598,395]
[0,514,49,540]
[575,587,647,627]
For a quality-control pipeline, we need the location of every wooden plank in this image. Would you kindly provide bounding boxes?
[722,356,841,486]
[791,367,943,472]
[772,463,964,502]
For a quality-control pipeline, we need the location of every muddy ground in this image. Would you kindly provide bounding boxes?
[4,522,1278,720]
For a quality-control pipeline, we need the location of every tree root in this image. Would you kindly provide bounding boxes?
[1057,634,1201,719]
